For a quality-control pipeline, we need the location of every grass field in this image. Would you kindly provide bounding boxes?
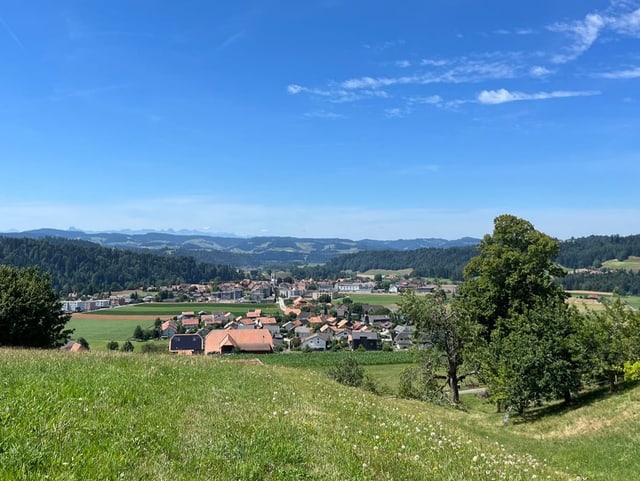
[4,348,630,480]
[602,256,640,272]
[359,268,413,278]
[341,293,403,306]
[88,302,279,317]
[67,317,157,346]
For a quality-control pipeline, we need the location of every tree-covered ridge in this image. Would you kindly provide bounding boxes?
[556,234,640,268]
[320,246,476,280]
[0,237,244,295]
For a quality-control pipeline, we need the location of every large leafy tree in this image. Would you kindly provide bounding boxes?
[460,214,567,334]
[0,265,73,348]
[459,215,580,411]
[399,288,479,405]
[578,297,640,392]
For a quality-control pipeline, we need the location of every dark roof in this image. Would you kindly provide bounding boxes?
[170,334,203,352]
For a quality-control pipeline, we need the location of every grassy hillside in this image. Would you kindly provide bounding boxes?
[3,350,636,480]
[602,256,640,272]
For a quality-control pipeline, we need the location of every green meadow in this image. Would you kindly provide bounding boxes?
[342,293,403,306]
[4,348,636,480]
[602,256,640,272]
[67,318,155,343]
[90,302,279,317]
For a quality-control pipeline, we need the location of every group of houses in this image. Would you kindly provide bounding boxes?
[167,305,419,355]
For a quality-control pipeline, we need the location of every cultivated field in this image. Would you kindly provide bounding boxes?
[4,349,635,480]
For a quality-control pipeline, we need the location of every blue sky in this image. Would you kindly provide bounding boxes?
[1,0,639,240]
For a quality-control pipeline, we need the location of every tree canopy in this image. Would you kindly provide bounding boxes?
[459,215,579,411]
[0,265,72,348]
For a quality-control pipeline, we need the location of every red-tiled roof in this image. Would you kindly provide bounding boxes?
[205,329,273,354]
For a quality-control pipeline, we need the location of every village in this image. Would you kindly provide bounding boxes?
[62,275,458,355]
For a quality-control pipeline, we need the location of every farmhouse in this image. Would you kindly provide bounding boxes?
[161,320,178,338]
[205,329,273,355]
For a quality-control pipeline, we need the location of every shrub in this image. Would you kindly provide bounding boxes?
[624,361,640,381]
[141,343,165,354]
[327,356,364,387]
[106,341,119,351]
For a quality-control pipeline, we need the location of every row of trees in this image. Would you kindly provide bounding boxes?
[400,215,640,412]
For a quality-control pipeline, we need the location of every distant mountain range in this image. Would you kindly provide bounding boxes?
[0,228,481,266]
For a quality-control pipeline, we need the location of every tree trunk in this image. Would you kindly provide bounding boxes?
[448,364,460,405]
[608,370,617,393]
[563,389,572,406]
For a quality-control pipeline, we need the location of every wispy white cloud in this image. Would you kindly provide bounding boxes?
[288,83,388,103]
[420,59,450,67]
[594,66,640,78]
[362,39,405,51]
[384,107,406,118]
[303,110,346,119]
[339,57,519,91]
[493,27,535,35]
[477,88,600,105]
[408,95,442,105]
[548,4,640,63]
[530,66,553,77]
[0,14,25,50]
[218,29,246,50]
[549,13,606,64]
[395,60,411,68]
[609,7,640,36]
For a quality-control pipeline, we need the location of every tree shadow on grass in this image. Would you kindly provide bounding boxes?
[511,380,639,425]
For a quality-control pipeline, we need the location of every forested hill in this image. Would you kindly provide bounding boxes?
[0,237,243,295]
[556,234,640,268]
[0,229,480,265]
[316,246,476,281]
[293,235,640,294]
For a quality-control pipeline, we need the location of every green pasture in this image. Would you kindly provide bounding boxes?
[360,268,413,278]
[623,295,640,310]
[89,302,279,317]
[67,317,169,351]
[234,350,414,369]
[4,348,626,480]
[602,256,640,272]
[341,293,403,306]
[68,317,155,341]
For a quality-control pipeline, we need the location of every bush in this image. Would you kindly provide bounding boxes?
[141,343,166,354]
[121,341,134,352]
[327,356,364,387]
[398,361,447,405]
[624,361,640,381]
[106,341,119,351]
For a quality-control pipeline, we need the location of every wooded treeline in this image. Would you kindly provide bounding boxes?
[2,231,640,295]
[0,237,244,295]
[556,234,640,268]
